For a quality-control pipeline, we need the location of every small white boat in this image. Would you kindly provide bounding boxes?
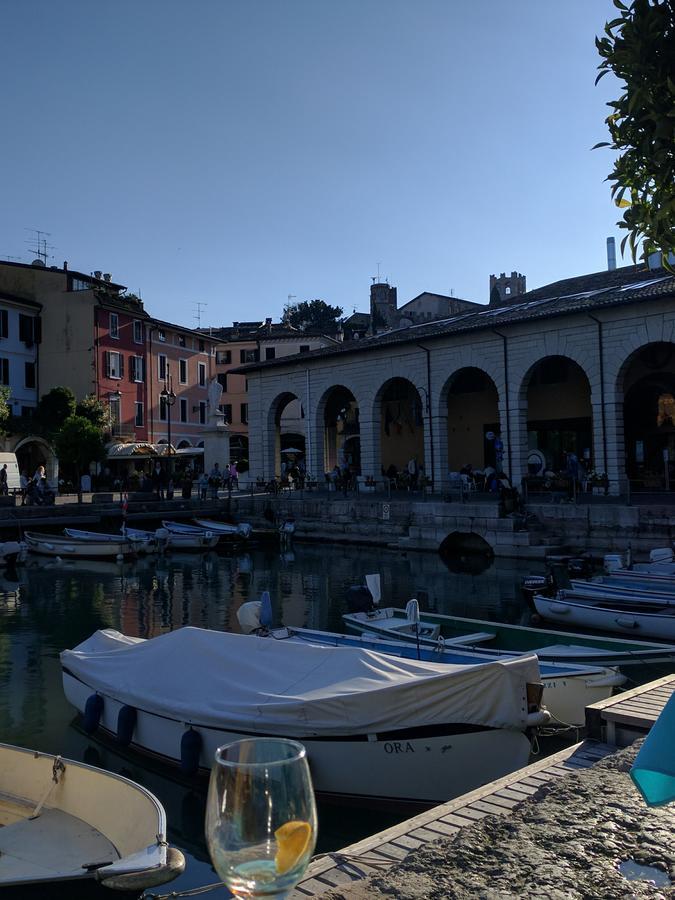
[534,591,675,640]
[604,549,675,581]
[24,533,138,560]
[62,627,548,809]
[0,540,27,567]
[64,528,156,554]
[236,600,625,727]
[192,518,252,539]
[125,526,220,552]
[570,578,675,604]
[0,741,184,892]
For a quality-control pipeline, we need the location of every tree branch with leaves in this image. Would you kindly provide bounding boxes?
[595,0,675,268]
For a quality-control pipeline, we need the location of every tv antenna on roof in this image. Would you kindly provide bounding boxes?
[194,301,207,328]
[371,262,384,284]
[24,228,54,265]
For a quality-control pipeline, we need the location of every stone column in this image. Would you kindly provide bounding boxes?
[358,414,380,481]
[506,388,528,489]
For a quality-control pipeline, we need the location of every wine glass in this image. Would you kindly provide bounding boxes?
[205,738,318,898]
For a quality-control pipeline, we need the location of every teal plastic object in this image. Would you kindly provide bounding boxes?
[630,692,675,807]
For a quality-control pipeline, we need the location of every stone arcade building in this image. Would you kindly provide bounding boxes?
[241,262,675,497]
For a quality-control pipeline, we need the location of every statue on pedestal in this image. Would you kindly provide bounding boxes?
[207,378,226,425]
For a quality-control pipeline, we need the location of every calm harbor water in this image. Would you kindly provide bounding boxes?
[0,542,548,896]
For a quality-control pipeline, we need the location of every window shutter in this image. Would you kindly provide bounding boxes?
[2,359,9,385]
[129,357,136,382]
[33,317,41,343]
[141,357,146,382]
[0,310,8,338]
[104,351,111,377]
[119,354,125,379]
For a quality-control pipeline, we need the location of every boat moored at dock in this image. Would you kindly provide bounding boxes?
[24,532,141,560]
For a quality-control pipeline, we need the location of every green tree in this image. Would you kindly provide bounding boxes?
[75,394,108,430]
[595,0,675,266]
[282,299,343,333]
[0,387,11,434]
[54,416,107,500]
[36,387,76,436]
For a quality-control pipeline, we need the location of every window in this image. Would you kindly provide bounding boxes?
[220,403,232,423]
[179,359,188,384]
[158,329,166,342]
[19,314,41,345]
[198,362,206,387]
[70,277,90,291]
[240,348,259,364]
[198,339,205,352]
[109,394,121,429]
[109,312,119,339]
[199,401,207,425]
[216,350,232,364]
[134,402,144,427]
[158,354,167,381]
[129,356,145,382]
[0,310,7,339]
[240,403,248,425]
[265,347,276,360]
[299,345,310,354]
[180,398,188,423]
[159,395,167,422]
[21,406,34,418]
[217,373,228,392]
[133,320,143,343]
[104,350,124,379]
[24,361,36,389]
[0,359,9,386]
[178,335,186,348]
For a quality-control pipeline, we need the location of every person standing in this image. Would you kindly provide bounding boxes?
[407,456,419,490]
[19,470,29,505]
[229,462,238,490]
[0,464,8,496]
[198,470,209,501]
[209,462,222,500]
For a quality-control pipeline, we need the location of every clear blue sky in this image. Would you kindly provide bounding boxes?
[2,0,622,326]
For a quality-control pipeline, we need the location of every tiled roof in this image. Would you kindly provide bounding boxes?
[235,264,675,372]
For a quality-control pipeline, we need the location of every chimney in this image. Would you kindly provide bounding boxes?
[94,270,102,280]
[103,273,111,282]
[63,261,68,271]
[607,237,617,271]
[265,316,272,333]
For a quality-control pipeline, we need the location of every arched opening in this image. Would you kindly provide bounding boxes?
[177,440,191,449]
[14,437,56,485]
[379,378,424,480]
[229,434,249,473]
[323,386,360,476]
[445,368,500,473]
[622,342,675,490]
[525,356,592,474]
[270,392,305,476]
[439,532,494,574]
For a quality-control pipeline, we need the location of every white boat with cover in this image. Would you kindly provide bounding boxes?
[237,599,625,727]
[124,526,220,551]
[0,741,184,893]
[192,518,252,538]
[64,528,156,554]
[24,532,138,560]
[61,627,548,809]
[534,591,675,640]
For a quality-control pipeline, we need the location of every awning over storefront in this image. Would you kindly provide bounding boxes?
[106,443,205,459]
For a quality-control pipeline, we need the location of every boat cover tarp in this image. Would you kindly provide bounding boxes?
[61,627,540,737]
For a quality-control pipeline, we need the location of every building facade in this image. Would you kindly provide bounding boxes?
[241,262,675,496]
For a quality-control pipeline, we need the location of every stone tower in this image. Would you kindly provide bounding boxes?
[370,281,398,331]
[489,272,526,306]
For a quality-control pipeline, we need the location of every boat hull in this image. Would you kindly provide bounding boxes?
[24,533,137,559]
[533,594,675,641]
[62,671,533,809]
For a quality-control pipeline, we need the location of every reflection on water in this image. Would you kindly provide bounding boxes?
[0,544,541,894]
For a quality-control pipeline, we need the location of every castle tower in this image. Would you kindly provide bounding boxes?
[489,271,526,306]
[370,281,397,331]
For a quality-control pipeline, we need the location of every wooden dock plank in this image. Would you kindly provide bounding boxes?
[291,739,614,898]
[586,674,675,743]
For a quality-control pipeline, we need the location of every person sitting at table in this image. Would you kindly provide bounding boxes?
[460,463,475,481]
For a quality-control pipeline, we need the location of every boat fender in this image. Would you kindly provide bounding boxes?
[116,704,137,746]
[83,693,104,734]
[180,728,202,775]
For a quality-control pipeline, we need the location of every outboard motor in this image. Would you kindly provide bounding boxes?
[521,574,554,611]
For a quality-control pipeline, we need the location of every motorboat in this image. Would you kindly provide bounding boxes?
[124,526,220,552]
[569,578,675,604]
[603,549,675,581]
[0,540,27,567]
[192,518,252,539]
[342,605,675,666]
[23,532,139,560]
[533,591,675,641]
[0,741,184,893]
[61,627,548,809]
[64,528,156,554]
[236,599,625,727]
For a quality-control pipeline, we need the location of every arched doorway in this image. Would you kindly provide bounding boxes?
[525,356,592,474]
[622,342,675,490]
[14,436,57,485]
[445,368,500,473]
[270,393,305,476]
[322,386,360,475]
[378,378,424,478]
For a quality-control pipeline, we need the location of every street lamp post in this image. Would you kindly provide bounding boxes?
[160,364,177,477]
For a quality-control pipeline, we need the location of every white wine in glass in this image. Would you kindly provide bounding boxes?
[205,738,318,898]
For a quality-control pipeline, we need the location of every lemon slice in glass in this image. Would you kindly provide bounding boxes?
[274,820,313,874]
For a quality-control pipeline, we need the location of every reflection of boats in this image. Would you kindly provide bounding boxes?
[343,606,675,666]
[237,601,624,727]
[24,532,138,560]
[533,591,675,641]
[0,741,184,894]
[0,541,27,567]
[62,627,548,809]
[125,526,220,552]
